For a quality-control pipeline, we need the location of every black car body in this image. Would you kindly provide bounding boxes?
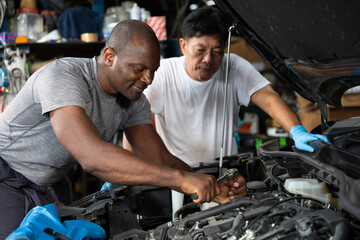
[60,1,360,239]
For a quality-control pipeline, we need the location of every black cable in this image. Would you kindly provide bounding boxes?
[173,202,199,223]
[268,162,295,197]
[267,209,292,218]
[44,228,72,240]
[270,162,281,185]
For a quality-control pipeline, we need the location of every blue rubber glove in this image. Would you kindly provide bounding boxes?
[290,125,331,152]
[6,204,106,240]
[100,182,120,192]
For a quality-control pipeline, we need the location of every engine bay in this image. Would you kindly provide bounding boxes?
[59,118,360,240]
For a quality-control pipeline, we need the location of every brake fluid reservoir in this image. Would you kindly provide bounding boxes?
[284,178,332,204]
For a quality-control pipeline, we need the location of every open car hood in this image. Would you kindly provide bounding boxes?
[214,0,360,120]
[36,3,360,239]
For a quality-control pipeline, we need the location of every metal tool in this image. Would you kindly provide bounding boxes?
[190,168,239,199]
[216,168,239,183]
[219,22,236,177]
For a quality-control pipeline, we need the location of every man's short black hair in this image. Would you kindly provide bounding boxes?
[181,6,229,45]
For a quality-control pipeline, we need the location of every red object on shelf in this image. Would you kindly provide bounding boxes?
[146,16,167,41]
[238,123,252,133]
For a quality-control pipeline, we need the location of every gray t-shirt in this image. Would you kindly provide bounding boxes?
[0,57,152,185]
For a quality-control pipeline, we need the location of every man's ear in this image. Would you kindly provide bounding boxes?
[103,47,116,66]
[179,38,187,56]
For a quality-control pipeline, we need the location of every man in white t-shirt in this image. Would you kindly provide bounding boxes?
[122,7,331,208]
[123,6,330,168]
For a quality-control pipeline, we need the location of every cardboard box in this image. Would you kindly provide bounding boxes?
[297,94,360,131]
[230,37,264,61]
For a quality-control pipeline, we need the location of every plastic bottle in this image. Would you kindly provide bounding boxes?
[130,3,141,20]
[103,12,119,40]
[13,8,43,41]
[141,8,151,22]
[41,10,56,34]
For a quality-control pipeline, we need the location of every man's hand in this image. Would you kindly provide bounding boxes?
[213,175,247,204]
[290,125,331,152]
[178,171,221,204]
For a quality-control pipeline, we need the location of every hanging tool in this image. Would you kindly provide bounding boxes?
[219,22,236,177]
[0,45,29,109]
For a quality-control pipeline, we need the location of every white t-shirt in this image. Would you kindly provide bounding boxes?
[144,54,269,167]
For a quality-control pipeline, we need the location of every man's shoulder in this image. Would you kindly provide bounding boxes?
[47,57,96,82]
[33,57,95,93]
[157,56,185,79]
[225,53,257,72]
[51,57,93,69]
[227,53,247,63]
[160,56,184,66]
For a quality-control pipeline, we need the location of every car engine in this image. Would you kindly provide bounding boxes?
[59,118,360,240]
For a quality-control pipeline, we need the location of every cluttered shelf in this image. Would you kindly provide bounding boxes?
[3,41,106,60]
[2,39,180,61]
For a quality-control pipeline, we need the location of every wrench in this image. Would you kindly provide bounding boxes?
[190,168,239,199]
[217,168,239,183]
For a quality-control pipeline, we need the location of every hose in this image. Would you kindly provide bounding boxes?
[173,202,199,224]
[179,198,252,229]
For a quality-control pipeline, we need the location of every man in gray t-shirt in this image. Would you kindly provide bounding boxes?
[0,20,245,237]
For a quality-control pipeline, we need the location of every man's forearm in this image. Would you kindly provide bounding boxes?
[123,126,192,171]
[268,100,301,132]
[165,154,193,172]
[251,85,301,132]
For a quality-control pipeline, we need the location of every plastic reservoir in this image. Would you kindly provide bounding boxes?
[284,178,333,204]
[13,8,44,41]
